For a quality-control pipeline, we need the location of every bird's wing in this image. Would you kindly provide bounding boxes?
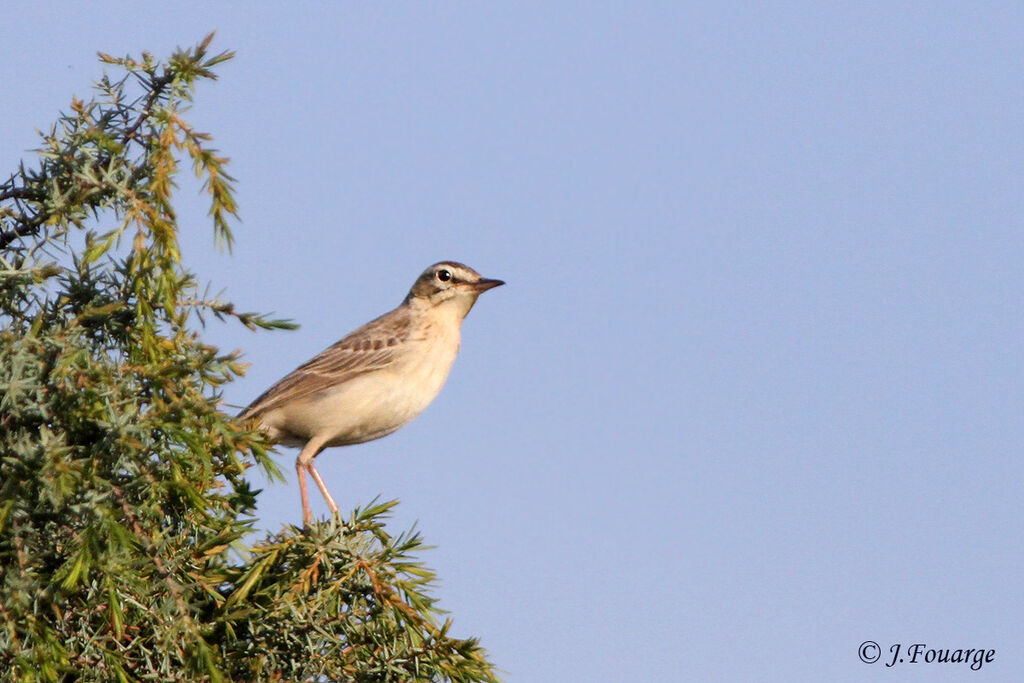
[241,307,413,419]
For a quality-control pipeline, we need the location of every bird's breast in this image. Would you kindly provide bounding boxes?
[311,325,461,447]
[388,329,461,412]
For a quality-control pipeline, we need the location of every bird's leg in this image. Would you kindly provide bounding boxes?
[307,463,339,517]
[296,436,330,526]
[295,457,313,527]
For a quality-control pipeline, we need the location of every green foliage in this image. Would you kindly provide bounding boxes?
[0,35,497,682]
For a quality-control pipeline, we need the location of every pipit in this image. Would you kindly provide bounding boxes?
[241,261,503,525]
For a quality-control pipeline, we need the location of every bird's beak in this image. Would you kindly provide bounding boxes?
[468,278,505,292]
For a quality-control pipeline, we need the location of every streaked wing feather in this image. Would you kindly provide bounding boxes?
[241,307,412,418]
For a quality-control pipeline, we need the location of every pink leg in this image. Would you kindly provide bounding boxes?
[307,463,338,516]
[295,457,313,526]
[296,436,330,526]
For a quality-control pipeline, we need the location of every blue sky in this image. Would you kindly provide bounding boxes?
[3,3,1022,681]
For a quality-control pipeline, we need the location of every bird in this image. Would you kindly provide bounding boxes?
[240,261,504,526]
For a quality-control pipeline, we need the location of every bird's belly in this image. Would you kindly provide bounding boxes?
[270,340,458,447]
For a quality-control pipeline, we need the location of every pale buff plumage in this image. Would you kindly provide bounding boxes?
[241,261,503,525]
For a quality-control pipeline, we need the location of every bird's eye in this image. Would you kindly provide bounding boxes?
[436,269,452,282]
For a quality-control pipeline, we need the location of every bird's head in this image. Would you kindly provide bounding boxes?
[405,261,504,318]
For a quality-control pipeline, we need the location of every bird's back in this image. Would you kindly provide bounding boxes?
[241,305,415,421]
[240,302,463,447]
